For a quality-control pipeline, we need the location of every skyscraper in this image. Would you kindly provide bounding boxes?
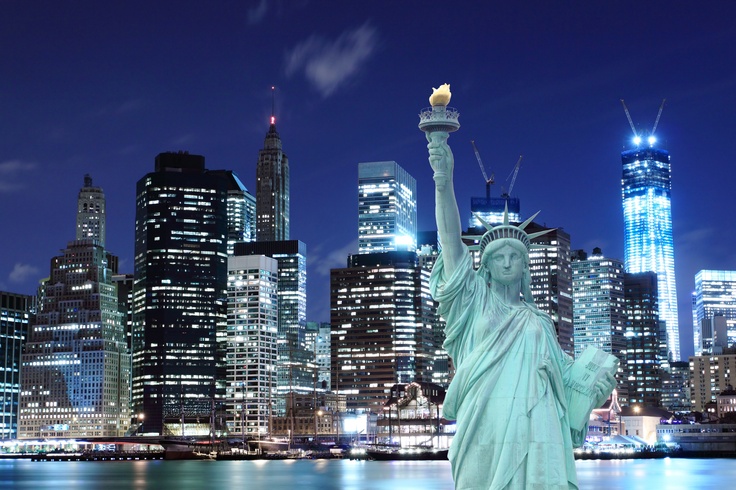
[330,251,436,412]
[469,196,520,229]
[571,249,626,387]
[0,291,32,439]
[132,152,228,435]
[234,240,313,413]
[256,116,289,242]
[622,143,679,361]
[623,272,664,407]
[76,174,106,246]
[692,270,736,355]
[226,254,278,436]
[210,170,256,255]
[526,223,574,356]
[19,177,129,439]
[358,161,417,254]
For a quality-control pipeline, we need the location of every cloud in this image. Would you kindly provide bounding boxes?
[247,0,269,25]
[285,23,378,98]
[0,160,37,193]
[310,238,359,278]
[9,263,40,283]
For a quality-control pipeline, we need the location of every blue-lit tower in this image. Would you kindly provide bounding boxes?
[621,102,679,361]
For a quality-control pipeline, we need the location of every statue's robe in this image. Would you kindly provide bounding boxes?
[431,248,584,490]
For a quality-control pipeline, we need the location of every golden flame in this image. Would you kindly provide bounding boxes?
[429,83,451,107]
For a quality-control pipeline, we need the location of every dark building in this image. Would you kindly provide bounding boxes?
[623,271,663,407]
[526,223,574,356]
[0,291,32,439]
[330,251,436,413]
[132,152,228,435]
[256,116,290,242]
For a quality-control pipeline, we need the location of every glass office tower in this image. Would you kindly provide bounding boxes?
[0,292,32,439]
[358,161,417,254]
[622,145,680,361]
[692,270,736,355]
[132,152,228,435]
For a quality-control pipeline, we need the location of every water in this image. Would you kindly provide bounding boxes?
[2,458,736,489]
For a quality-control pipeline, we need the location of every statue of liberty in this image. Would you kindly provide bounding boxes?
[423,84,617,489]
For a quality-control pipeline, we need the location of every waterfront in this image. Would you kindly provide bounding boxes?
[3,458,736,489]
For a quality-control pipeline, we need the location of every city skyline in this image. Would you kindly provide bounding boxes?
[2,2,736,359]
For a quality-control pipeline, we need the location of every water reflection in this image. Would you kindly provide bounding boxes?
[3,458,736,489]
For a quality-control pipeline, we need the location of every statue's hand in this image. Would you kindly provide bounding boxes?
[593,372,617,407]
[427,132,453,191]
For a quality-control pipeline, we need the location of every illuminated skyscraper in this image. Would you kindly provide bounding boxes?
[526,223,574,356]
[571,248,626,366]
[234,241,313,414]
[622,143,680,361]
[330,251,436,412]
[623,272,664,407]
[76,174,106,246]
[0,291,32,439]
[256,116,289,242]
[358,161,417,254]
[226,254,278,436]
[211,170,256,255]
[132,152,228,435]
[19,178,129,439]
[692,270,736,355]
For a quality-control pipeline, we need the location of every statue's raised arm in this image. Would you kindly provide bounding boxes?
[427,131,464,275]
[419,83,464,276]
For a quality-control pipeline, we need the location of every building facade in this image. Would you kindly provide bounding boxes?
[526,223,574,356]
[572,248,627,395]
[330,251,436,413]
[234,240,314,414]
[0,291,32,439]
[19,176,129,439]
[689,354,736,412]
[211,170,256,255]
[358,161,417,254]
[306,321,332,390]
[692,270,736,355]
[622,145,680,361]
[76,174,106,246]
[623,272,664,407]
[256,117,289,242]
[132,152,228,435]
[469,196,520,229]
[226,254,278,436]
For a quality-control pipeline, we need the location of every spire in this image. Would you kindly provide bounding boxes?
[271,85,276,126]
[264,86,282,150]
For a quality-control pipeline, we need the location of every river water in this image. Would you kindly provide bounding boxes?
[3,458,736,489]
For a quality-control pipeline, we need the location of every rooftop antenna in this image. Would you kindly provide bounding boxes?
[270,86,276,125]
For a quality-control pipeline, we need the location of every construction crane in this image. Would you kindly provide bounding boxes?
[501,155,523,198]
[621,98,666,146]
[471,140,494,199]
[651,98,666,135]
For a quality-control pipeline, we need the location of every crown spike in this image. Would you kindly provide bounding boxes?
[518,211,541,230]
[503,202,509,226]
[527,229,556,241]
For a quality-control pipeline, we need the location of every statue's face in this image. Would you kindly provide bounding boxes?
[487,243,525,286]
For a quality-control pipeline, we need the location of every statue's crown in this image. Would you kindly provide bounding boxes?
[463,204,553,255]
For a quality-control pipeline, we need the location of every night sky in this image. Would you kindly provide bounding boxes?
[2,1,735,359]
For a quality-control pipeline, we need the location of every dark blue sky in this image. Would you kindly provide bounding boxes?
[2,1,735,358]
